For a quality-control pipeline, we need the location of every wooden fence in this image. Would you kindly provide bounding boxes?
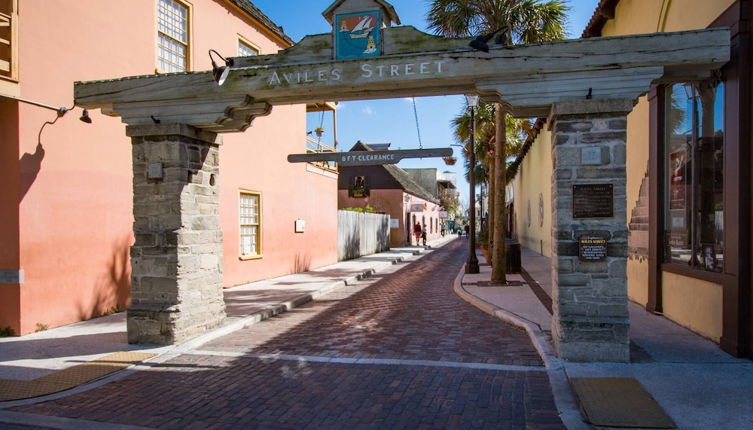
[338,211,390,261]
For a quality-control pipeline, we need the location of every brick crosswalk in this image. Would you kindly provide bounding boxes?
[11,240,565,429]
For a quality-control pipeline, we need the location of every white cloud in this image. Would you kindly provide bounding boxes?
[361,106,375,115]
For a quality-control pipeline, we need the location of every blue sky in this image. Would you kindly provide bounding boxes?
[252,0,601,207]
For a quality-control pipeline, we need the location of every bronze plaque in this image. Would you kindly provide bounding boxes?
[572,184,613,218]
[578,236,608,261]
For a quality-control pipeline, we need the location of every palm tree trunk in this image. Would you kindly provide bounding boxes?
[491,104,507,284]
[488,155,496,257]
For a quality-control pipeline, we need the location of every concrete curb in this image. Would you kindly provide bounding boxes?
[451,266,588,430]
[0,237,455,413]
[0,410,156,429]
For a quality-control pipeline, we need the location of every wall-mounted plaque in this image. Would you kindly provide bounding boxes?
[578,236,608,261]
[573,183,613,218]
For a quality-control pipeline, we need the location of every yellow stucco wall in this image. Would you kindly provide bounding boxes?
[662,272,724,341]
[512,128,552,257]
[625,97,650,306]
[600,0,734,337]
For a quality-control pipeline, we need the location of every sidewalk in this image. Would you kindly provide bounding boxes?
[456,246,753,430]
[0,235,456,385]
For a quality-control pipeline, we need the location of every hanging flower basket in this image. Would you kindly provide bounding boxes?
[314,127,325,137]
[443,156,457,166]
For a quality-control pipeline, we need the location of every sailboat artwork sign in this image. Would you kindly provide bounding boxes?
[335,11,381,60]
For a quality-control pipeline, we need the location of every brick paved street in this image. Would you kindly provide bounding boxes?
[11,241,565,429]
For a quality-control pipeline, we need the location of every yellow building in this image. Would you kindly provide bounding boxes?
[511,0,751,358]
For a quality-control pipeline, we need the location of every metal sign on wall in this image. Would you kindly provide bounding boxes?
[335,11,381,60]
[287,148,453,166]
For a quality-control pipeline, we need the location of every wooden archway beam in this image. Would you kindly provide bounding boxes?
[75,27,729,132]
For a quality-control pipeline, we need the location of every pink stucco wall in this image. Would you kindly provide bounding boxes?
[1,0,337,335]
[338,189,442,247]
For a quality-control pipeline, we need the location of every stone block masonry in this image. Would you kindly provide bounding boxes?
[126,124,226,345]
[549,100,631,362]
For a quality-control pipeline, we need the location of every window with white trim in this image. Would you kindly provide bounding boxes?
[157,0,189,73]
[240,192,261,258]
[0,0,18,80]
[238,39,259,57]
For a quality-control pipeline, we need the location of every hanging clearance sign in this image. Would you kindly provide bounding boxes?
[335,11,381,60]
[287,148,453,166]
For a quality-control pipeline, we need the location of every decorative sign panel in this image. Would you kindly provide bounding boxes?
[438,211,449,219]
[288,148,453,166]
[335,11,381,60]
[389,218,400,229]
[578,236,608,262]
[572,183,614,218]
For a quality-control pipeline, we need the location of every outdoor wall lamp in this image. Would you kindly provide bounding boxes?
[209,49,234,86]
[0,94,92,123]
[469,26,509,53]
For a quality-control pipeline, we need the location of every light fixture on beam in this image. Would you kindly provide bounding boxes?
[469,26,508,53]
[208,49,234,86]
[0,94,92,123]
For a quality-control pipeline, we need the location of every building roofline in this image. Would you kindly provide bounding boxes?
[582,0,620,38]
[347,142,439,203]
[227,0,295,47]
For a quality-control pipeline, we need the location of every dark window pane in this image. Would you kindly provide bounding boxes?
[663,81,724,272]
[665,84,693,265]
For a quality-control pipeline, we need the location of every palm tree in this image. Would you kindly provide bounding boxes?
[428,0,568,283]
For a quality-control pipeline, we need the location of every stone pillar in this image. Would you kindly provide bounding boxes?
[126,124,225,344]
[549,99,632,362]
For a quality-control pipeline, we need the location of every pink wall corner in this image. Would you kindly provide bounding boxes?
[0,98,21,334]
[14,1,150,334]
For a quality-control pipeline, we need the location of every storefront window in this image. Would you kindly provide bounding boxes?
[664,81,724,272]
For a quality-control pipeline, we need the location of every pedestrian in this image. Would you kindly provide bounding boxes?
[457,226,462,238]
[464,224,469,238]
[440,225,446,237]
[421,225,427,246]
[413,222,422,245]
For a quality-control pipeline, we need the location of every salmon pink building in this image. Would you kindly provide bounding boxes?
[0,0,338,336]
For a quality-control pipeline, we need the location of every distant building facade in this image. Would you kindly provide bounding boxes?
[338,142,442,246]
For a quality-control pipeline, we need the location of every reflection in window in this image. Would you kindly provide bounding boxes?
[664,81,724,272]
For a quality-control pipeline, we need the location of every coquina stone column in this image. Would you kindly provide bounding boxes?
[126,124,225,344]
[549,99,632,362]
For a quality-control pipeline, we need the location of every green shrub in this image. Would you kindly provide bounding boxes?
[343,206,375,213]
[0,326,16,337]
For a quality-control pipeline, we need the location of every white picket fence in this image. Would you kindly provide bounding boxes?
[338,211,390,261]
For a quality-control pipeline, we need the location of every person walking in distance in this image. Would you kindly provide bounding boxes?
[414,222,422,246]
[421,225,427,246]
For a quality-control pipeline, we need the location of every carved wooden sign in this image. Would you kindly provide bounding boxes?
[287,148,452,166]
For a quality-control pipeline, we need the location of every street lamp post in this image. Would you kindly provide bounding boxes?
[465,94,480,274]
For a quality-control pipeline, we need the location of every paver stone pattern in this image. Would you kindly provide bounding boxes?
[11,241,565,429]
